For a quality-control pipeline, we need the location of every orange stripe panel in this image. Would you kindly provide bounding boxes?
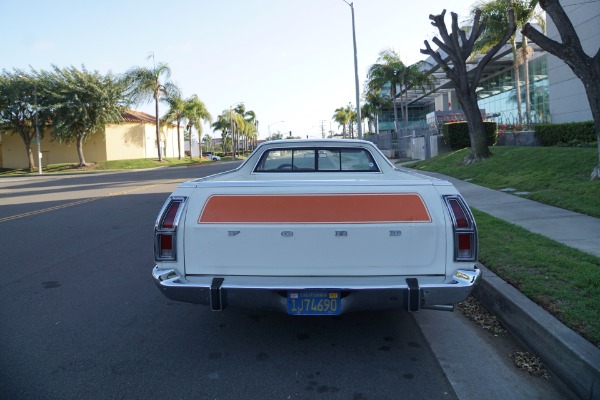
[198,194,431,224]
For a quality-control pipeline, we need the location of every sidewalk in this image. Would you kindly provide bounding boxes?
[415,169,600,400]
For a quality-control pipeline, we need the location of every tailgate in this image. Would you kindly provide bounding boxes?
[183,185,447,277]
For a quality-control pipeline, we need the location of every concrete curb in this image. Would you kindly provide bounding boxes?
[474,264,600,399]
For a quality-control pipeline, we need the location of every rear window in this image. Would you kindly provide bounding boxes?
[254,147,380,172]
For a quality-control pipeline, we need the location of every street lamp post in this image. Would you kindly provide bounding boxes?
[342,0,362,140]
[268,120,284,138]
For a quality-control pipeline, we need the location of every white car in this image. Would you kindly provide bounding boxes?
[153,139,480,315]
[204,153,220,161]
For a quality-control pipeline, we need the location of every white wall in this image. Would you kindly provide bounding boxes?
[547,0,600,123]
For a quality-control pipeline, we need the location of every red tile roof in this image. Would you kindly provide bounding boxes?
[121,110,157,124]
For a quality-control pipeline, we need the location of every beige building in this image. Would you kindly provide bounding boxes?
[0,110,183,169]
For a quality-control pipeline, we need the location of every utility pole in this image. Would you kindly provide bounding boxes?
[320,120,328,138]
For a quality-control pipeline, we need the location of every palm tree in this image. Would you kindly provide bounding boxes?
[183,95,212,158]
[161,93,186,159]
[361,102,376,134]
[471,0,545,127]
[212,112,230,151]
[398,62,437,129]
[367,50,406,133]
[125,59,180,161]
[231,104,258,156]
[332,107,351,138]
[243,110,257,152]
[202,135,213,153]
[362,87,393,135]
[347,105,357,139]
[234,105,256,154]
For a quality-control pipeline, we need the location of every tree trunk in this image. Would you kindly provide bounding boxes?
[76,134,87,167]
[24,139,35,172]
[512,40,523,126]
[523,38,532,127]
[392,101,399,133]
[17,129,36,171]
[391,87,399,133]
[585,77,600,180]
[404,91,410,129]
[26,144,36,171]
[397,97,405,130]
[176,122,181,160]
[155,98,162,161]
[461,93,492,163]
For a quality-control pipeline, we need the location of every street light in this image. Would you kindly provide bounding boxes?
[268,120,284,137]
[342,0,362,140]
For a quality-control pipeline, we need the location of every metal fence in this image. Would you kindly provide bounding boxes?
[365,127,443,160]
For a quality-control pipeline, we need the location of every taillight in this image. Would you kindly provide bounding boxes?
[443,195,478,261]
[157,234,174,259]
[155,196,187,261]
[448,199,470,228]
[160,201,181,229]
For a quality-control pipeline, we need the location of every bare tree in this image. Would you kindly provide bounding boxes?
[522,0,600,180]
[421,9,515,163]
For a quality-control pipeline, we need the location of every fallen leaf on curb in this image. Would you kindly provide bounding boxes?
[458,297,551,380]
[457,296,506,336]
[510,351,550,379]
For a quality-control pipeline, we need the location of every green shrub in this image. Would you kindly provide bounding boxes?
[535,121,596,146]
[442,121,498,150]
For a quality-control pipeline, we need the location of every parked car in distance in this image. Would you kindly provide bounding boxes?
[153,139,480,315]
[204,153,221,161]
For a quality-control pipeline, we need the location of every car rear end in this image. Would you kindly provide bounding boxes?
[152,177,480,315]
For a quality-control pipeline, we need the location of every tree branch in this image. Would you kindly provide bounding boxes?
[471,9,516,88]
[464,9,483,54]
[521,23,570,61]
[420,41,449,73]
[539,0,582,50]
[522,0,595,69]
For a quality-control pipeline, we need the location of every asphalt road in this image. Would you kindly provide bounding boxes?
[0,163,572,400]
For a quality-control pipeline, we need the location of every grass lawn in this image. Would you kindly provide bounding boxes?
[475,209,600,347]
[0,156,241,176]
[409,146,600,347]
[409,146,600,218]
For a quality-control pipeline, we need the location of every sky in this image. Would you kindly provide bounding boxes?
[1,0,476,139]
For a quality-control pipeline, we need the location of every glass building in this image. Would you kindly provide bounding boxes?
[376,48,550,133]
[476,53,550,130]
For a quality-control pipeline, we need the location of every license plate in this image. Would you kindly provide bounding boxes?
[287,290,341,315]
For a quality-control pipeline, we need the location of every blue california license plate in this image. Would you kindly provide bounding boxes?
[287,290,341,315]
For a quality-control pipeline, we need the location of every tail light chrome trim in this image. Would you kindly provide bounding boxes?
[155,196,187,261]
[443,195,478,262]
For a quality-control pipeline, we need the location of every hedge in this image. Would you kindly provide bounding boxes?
[534,121,596,146]
[442,121,498,150]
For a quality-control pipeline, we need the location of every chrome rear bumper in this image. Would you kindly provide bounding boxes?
[152,265,481,314]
